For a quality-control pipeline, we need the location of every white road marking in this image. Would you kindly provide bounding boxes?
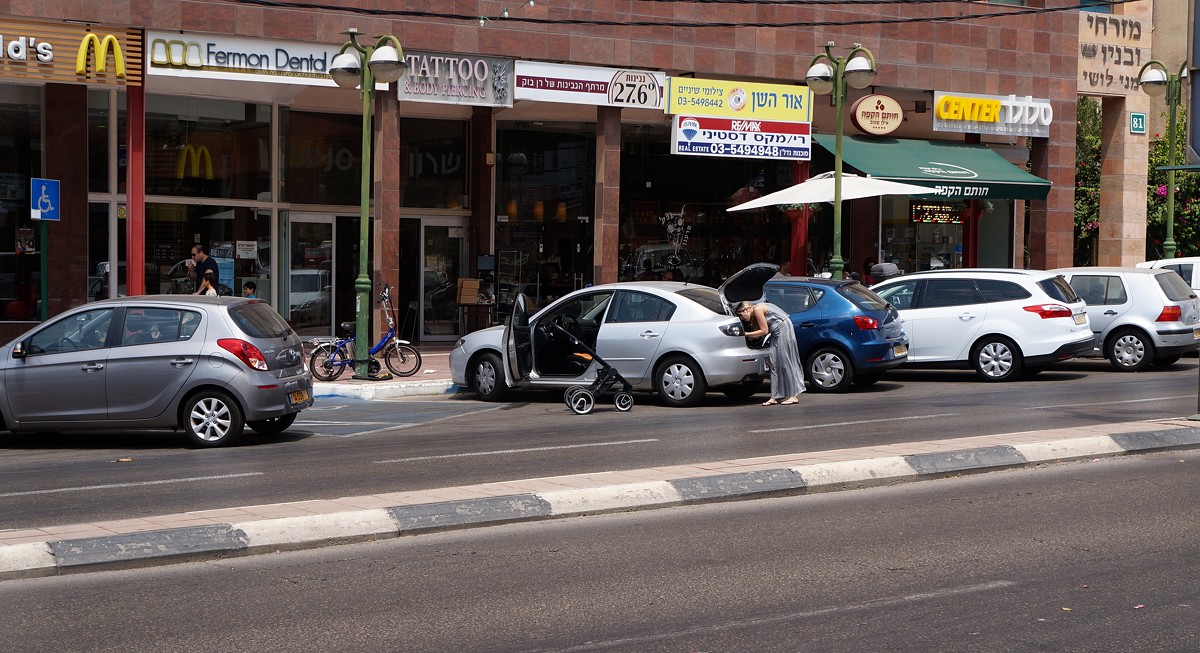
[375,438,660,463]
[749,413,960,434]
[1024,395,1193,410]
[550,580,1016,652]
[0,473,265,498]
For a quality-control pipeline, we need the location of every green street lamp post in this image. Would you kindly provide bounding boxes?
[330,28,406,380]
[1138,59,1189,261]
[805,42,877,280]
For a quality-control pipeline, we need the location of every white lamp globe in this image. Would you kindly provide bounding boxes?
[330,52,363,89]
[805,61,834,95]
[844,54,877,89]
[368,45,407,83]
[1139,66,1168,97]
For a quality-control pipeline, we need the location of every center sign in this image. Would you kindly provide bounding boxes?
[671,115,811,160]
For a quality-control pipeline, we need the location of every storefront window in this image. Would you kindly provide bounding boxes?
[145,96,270,200]
[280,109,362,205]
[143,203,271,298]
[495,125,594,313]
[400,118,468,209]
[0,86,43,321]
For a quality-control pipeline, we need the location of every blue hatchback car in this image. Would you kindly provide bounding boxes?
[762,273,909,392]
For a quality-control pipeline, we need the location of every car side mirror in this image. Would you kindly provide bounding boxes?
[11,340,26,359]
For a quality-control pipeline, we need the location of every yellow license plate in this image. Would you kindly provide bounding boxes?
[289,390,310,404]
[894,344,908,357]
[1074,313,1087,325]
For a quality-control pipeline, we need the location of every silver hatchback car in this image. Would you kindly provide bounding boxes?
[0,296,313,446]
[1053,267,1200,371]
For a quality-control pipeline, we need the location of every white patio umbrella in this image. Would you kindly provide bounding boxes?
[727,171,932,212]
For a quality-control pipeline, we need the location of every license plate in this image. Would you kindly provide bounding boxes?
[1074,313,1087,325]
[893,344,908,357]
[289,390,310,404]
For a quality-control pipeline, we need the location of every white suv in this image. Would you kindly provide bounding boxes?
[1137,256,1200,292]
[871,269,1094,381]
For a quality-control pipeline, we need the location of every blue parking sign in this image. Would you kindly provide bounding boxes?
[31,178,60,221]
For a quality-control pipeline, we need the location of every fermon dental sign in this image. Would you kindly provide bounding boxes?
[146,31,352,87]
[933,91,1053,138]
[670,115,811,160]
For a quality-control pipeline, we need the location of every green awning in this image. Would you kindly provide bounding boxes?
[813,135,1051,201]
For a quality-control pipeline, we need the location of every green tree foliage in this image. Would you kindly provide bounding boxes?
[1074,97,1101,265]
[1146,105,1200,258]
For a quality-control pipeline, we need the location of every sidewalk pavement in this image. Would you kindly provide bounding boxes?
[3,418,1200,579]
[311,345,461,400]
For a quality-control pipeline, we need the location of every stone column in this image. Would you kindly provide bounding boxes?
[594,106,622,284]
[1098,94,1151,265]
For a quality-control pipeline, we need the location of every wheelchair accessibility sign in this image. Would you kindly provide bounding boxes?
[31,178,60,221]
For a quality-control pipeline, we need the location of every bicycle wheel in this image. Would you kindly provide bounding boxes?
[384,343,422,377]
[310,344,347,381]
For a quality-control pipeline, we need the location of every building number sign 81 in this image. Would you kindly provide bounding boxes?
[608,70,661,109]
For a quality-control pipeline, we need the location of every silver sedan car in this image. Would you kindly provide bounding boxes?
[0,296,313,447]
[450,272,776,407]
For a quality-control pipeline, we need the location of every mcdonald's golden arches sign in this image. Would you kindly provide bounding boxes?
[0,19,141,87]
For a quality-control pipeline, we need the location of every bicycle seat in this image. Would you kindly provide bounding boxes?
[338,321,356,337]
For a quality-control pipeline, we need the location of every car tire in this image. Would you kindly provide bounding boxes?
[806,346,854,392]
[970,336,1022,381]
[247,412,298,436]
[721,379,765,399]
[182,390,245,447]
[1152,354,1183,367]
[1106,328,1154,372]
[471,352,511,402]
[654,355,707,408]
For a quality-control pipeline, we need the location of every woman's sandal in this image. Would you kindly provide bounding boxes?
[780,397,800,405]
[762,399,779,406]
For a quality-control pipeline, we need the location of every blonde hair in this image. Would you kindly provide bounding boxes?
[735,300,756,314]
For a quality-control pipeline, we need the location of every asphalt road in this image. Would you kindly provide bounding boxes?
[2,450,1196,652]
[2,358,1199,529]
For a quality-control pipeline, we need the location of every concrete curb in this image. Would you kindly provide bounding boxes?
[4,427,1199,579]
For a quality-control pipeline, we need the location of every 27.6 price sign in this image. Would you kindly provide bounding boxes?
[608,70,662,109]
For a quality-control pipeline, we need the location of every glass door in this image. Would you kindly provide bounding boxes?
[421,218,466,341]
[285,213,335,337]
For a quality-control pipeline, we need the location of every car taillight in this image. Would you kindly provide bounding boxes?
[218,338,268,371]
[1023,304,1073,319]
[719,323,745,337]
[853,315,880,330]
[1156,306,1182,322]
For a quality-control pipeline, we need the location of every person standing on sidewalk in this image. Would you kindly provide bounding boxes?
[189,243,220,294]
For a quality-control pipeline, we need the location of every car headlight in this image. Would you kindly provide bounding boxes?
[454,337,466,349]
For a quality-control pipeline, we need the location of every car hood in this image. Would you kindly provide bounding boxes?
[717,263,780,313]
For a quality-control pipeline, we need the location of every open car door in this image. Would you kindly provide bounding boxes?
[503,293,532,385]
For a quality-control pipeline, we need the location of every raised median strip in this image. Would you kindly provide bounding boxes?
[3,422,1199,580]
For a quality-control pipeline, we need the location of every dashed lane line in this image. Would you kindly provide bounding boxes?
[375,438,660,464]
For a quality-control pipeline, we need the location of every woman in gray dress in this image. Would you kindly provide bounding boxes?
[735,300,805,405]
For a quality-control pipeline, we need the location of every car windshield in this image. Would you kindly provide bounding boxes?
[841,283,888,310]
[1039,276,1080,303]
[1156,270,1196,301]
[674,287,725,314]
[229,302,294,338]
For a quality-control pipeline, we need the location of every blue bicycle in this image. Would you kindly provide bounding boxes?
[308,284,421,380]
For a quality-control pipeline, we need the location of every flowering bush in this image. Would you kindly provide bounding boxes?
[1146,109,1200,258]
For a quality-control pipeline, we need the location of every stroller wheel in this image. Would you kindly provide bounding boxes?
[564,386,587,409]
[614,392,634,412]
[568,389,595,415]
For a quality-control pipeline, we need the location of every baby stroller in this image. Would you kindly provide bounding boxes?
[550,323,635,415]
